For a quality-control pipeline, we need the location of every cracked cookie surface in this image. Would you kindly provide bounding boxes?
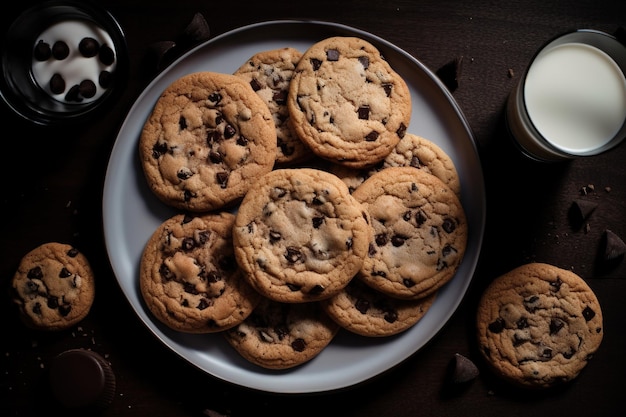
[11,242,95,331]
[139,71,277,212]
[476,263,603,388]
[223,297,339,369]
[233,168,372,303]
[140,212,261,333]
[353,166,467,300]
[287,36,411,169]
[234,47,309,166]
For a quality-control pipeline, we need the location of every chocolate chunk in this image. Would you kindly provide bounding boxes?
[355,298,370,314]
[183,12,211,43]
[357,105,370,120]
[382,83,392,97]
[582,306,596,321]
[391,234,407,247]
[568,199,597,229]
[358,56,369,69]
[52,41,70,60]
[215,172,229,188]
[310,58,322,70]
[549,318,565,334]
[79,37,100,57]
[99,45,115,65]
[436,57,463,92]
[365,131,379,141]
[442,218,456,233]
[64,84,82,102]
[79,79,97,98]
[291,338,306,352]
[375,233,388,246]
[451,353,479,383]
[147,40,176,69]
[488,317,505,333]
[396,123,407,138]
[284,247,304,263]
[49,73,66,94]
[249,78,262,91]
[602,229,626,262]
[312,216,324,228]
[99,70,113,88]
[273,90,287,104]
[59,267,72,278]
[33,40,51,61]
[326,49,339,61]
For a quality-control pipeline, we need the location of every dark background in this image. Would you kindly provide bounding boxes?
[1,1,625,416]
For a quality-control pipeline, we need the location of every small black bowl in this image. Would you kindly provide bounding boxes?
[0,1,128,126]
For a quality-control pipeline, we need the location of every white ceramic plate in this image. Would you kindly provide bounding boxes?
[103,20,485,394]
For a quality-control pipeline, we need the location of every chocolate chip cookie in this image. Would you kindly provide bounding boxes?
[353,166,467,300]
[287,36,411,169]
[234,47,310,166]
[321,277,436,337]
[381,133,461,197]
[232,168,372,303]
[476,263,604,388]
[223,297,340,369]
[11,242,95,331]
[140,212,261,333]
[139,71,277,212]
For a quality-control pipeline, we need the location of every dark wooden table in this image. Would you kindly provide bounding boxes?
[2,1,625,416]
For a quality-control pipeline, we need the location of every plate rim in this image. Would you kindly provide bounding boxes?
[103,18,486,394]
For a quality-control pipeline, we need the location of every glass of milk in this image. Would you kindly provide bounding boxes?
[506,29,626,162]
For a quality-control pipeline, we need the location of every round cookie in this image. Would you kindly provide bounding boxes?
[287,36,411,169]
[223,297,340,369]
[140,212,261,333]
[321,277,436,337]
[234,47,310,166]
[139,71,277,212]
[232,168,372,303]
[352,166,467,300]
[11,242,95,331]
[382,133,461,197]
[476,263,604,389]
[329,134,461,197]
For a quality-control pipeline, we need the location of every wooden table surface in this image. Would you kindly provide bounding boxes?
[2,1,625,416]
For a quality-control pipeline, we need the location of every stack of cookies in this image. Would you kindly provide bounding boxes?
[137,36,468,369]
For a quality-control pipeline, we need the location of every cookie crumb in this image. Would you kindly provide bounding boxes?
[507,68,515,78]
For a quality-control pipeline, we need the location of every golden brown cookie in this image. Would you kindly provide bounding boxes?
[223,297,340,369]
[353,166,467,300]
[476,263,604,389]
[234,47,310,166]
[381,133,461,197]
[11,242,95,331]
[140,212,261,333]
[287,36,411,169]
[232,168,372,303]
[139,71,277,212]
[321,277,436,337]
